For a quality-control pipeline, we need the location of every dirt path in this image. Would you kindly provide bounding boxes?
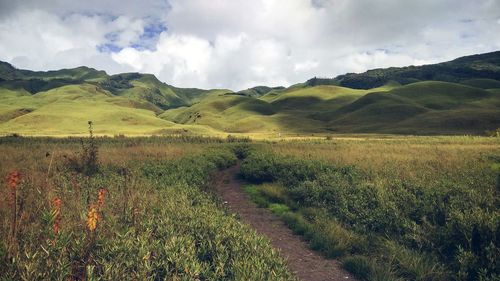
[213,163,356,281]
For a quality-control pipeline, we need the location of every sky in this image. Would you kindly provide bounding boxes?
[0,0,499,91]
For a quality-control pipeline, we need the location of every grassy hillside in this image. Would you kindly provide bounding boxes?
[236,86,286,98]
[160,93,290,133]
[160,85,385,134]
[1,50,500,136]
[0,84,221,136]
[325,81,500,134]
[0,61,218,111]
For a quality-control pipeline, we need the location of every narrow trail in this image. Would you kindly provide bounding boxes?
[213,163,356,281]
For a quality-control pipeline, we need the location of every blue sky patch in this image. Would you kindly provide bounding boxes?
[134,20,168,50]
[97,43,123,53]
[142,21,167,39]
[97,19,167,53]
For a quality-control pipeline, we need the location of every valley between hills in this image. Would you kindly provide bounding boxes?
[1,50,500,137]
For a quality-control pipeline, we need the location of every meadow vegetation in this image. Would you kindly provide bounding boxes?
[239,136,500,281]
[1,131,499,281]
[0,135,294,280]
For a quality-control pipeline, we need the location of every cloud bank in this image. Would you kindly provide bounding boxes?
[0,0,499,90]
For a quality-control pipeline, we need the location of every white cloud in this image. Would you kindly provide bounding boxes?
[113,33,213,86]
[0,9,152,73]
[294,61,319,72]
[0,0,499,90]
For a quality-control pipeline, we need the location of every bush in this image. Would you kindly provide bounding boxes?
[244,185,269,208]
[0,144,294,280]
[64,121,100,176]
[239,149,499,280]
[231,143,253,159]
[343,256,372,280]
[268,203,290,215]
[259,183,287,204]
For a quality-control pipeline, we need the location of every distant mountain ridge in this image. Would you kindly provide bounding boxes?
[0,61,219,110]
[0,50,499,136]
[306,51,500,89]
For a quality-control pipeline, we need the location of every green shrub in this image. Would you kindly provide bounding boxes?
[281,212,311,236]
[239,149,500,280]
[231,143,253,159]
[259,183,287,204]
[382,240,449,281]
[1,145,294,280]
[343,255,403,281]
[244,185,269,208]
[343,256,372,280]
[268,203,290,215]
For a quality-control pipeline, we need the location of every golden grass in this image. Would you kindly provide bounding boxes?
[0,142,203,178]
[263,136,500,186]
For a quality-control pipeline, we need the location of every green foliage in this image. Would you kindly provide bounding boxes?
[142,147,237,187]
[280,210,366,259]
[226,134,252,143]
[243,185,269,208]
[258,184,287,204]
[268,203,290,215]
[231,143,254,159]
[0,143,294,280]
[65,121,100,176]
[240,149,500,281]
[240,150,358,187]
[343,256,373,280]
[281,212,310,236]
[382,240,449,281]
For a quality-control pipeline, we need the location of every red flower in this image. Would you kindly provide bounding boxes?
[7,171,20,189]
[52,197,62,234]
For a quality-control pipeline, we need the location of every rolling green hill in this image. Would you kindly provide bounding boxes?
[324,81,500,134]
[1,51,499,136]
[236,86,286,98]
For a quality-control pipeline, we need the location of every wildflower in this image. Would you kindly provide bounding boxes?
[6,171,21,247]
[52,197,62,234]
[86,204,98,232]
[7,171,20,204]
[96,188,107,209]
[86,189,108,232]
[7,171,21,189]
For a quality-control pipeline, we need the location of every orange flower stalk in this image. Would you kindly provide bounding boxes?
[86,189,108,232]
[7,171,20,188]
[96,188,107,208]
[86,204,98,232]
[6,171,21,244]
[7,171,20,204]
[52,197,62,235]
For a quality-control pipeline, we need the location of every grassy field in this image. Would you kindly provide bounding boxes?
[1,134,498,280]
[1,51,500,280]
[0,135,293,280]
[239,136,500,281]
[262,136,499,186]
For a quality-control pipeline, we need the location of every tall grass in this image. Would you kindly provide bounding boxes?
[0,138,293,280]
[240,137,500,281]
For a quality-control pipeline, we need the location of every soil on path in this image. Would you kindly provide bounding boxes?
[213,163,357,281]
